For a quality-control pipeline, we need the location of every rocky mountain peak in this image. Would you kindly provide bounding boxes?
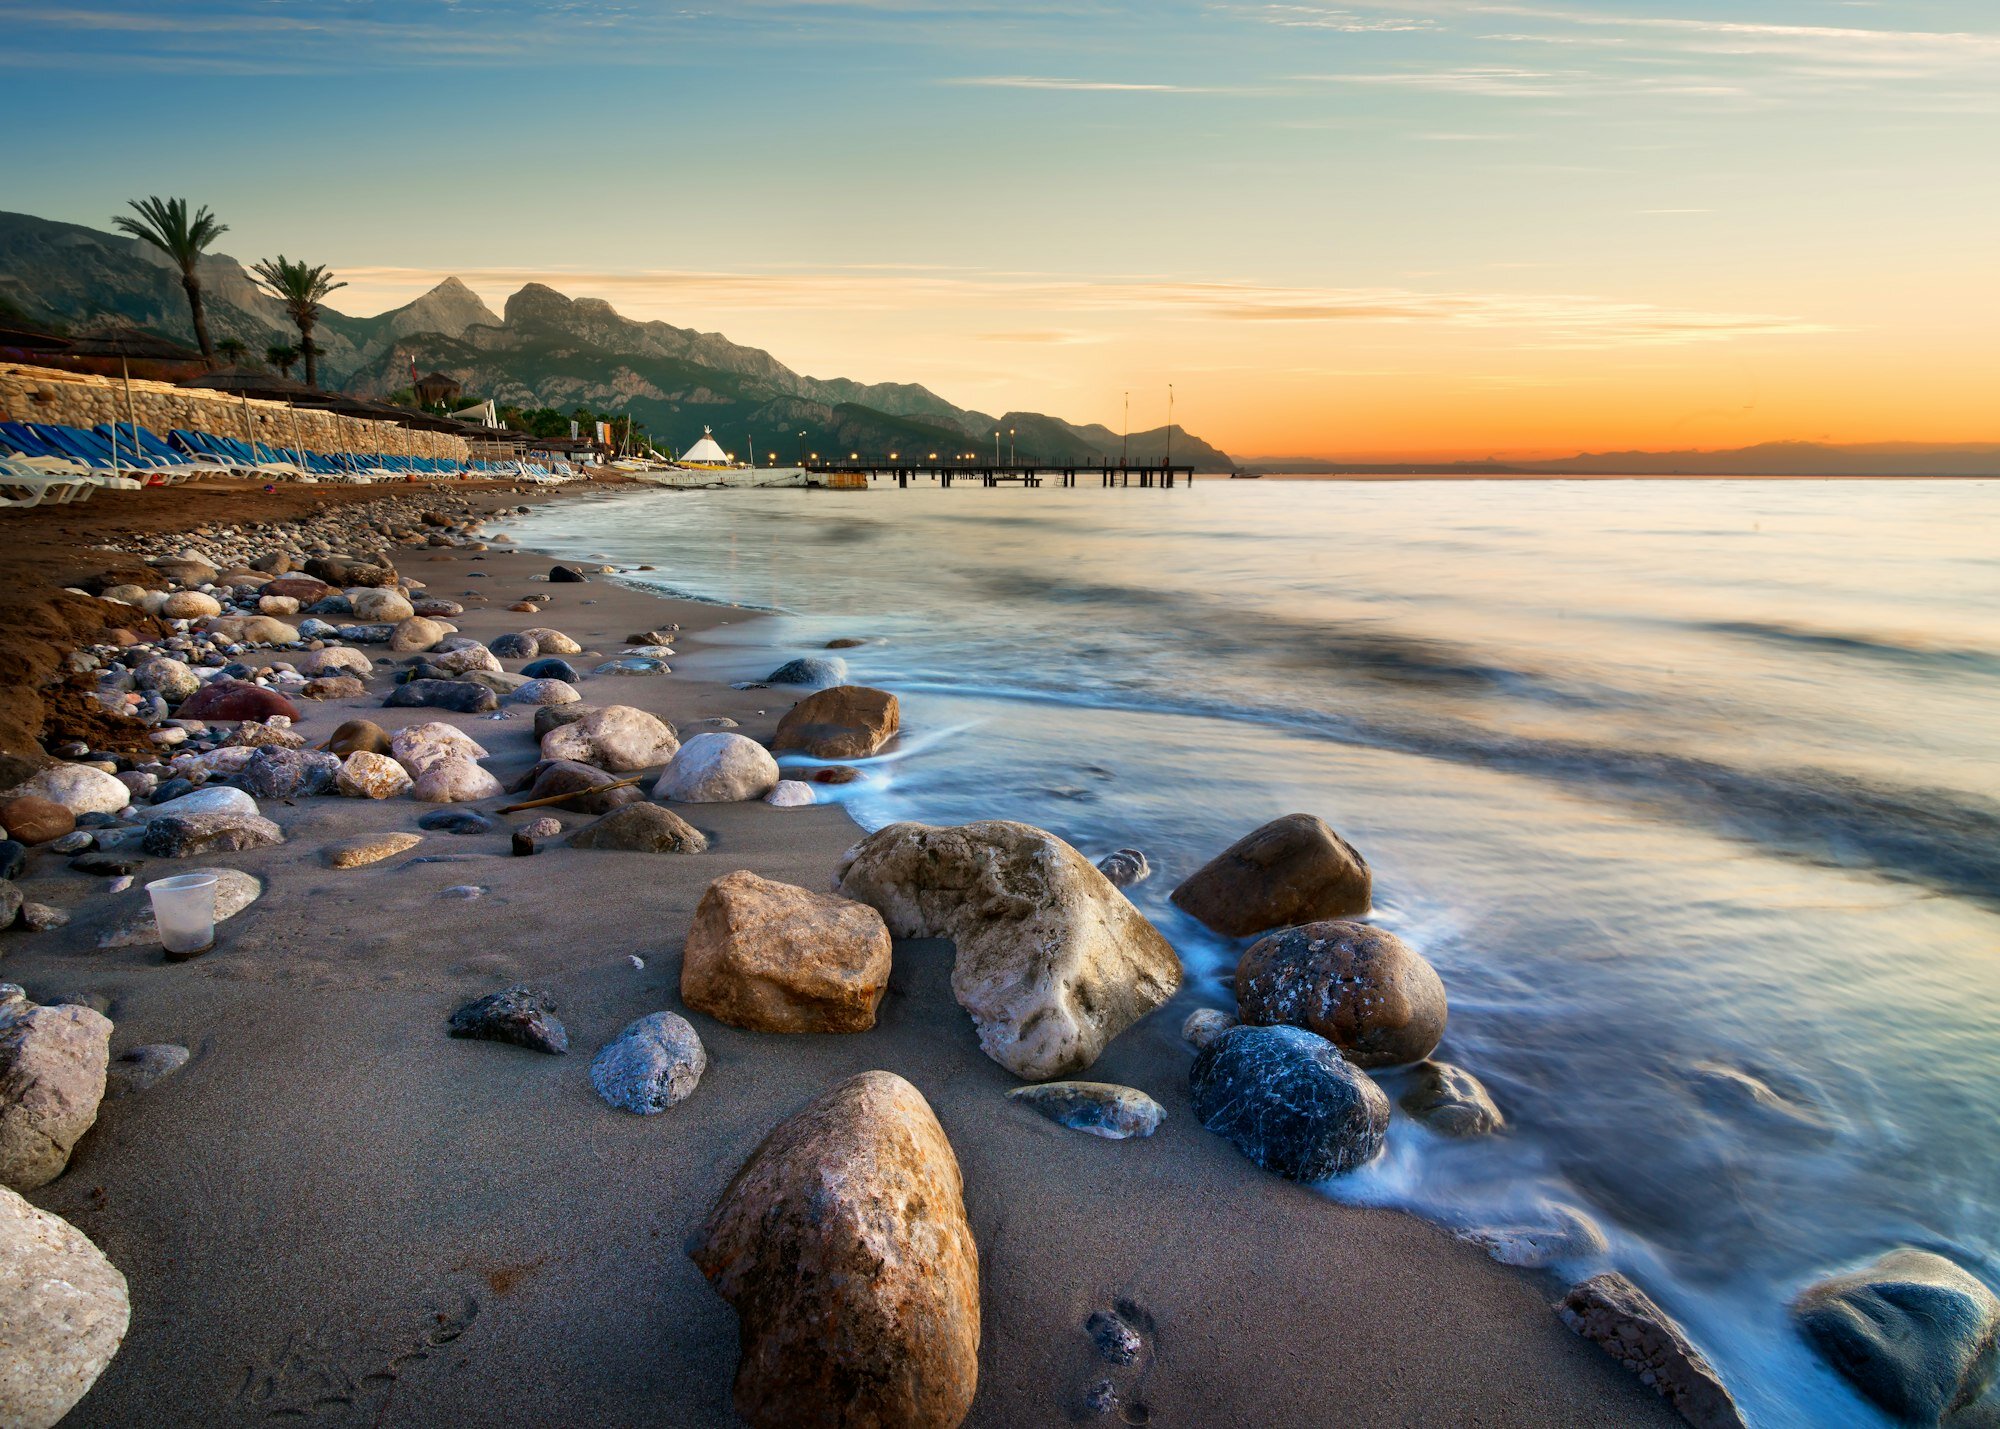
[379,276,500,341]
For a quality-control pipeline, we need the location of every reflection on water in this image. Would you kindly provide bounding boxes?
[507,479,2000,1427]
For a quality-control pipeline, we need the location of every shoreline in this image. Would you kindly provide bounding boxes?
[2,478,1676,1426]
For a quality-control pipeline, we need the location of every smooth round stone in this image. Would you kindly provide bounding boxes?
[766,655,847,687]
[589,1011,706,1114]
[1399,1060,1504,1137]
[1190,1024,1389,1181]
[765,780,814,808]
[520,658,580,682]
[1235,920,1448,1069]
[506,678,581,707]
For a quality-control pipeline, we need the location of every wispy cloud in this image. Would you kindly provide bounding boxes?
[942,75,1237,93]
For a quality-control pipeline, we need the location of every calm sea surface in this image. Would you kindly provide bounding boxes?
[503,479,2000,1426]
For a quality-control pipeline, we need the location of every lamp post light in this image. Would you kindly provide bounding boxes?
[1008,427,1016,466]
[797,430,807,466]
[993,430,1000,464]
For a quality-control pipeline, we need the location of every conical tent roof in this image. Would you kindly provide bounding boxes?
[679,428,729,463]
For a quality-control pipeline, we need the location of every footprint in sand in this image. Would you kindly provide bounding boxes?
[1075,1298,1157,1424]
[239,1292,479,1420]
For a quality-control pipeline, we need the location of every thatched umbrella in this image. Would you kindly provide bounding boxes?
[67,327,206,477]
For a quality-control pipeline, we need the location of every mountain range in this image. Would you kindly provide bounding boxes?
[0,209,1233,469]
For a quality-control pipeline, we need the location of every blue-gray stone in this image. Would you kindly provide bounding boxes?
[1008,1081,1164,1140]
[521,658,580,682]
[417,808,498,835]
[447,984,567,1055]
[383,679,498,714]
[1793,1249,2000,1423]
[766,656,848,688]
[589,1011,705,1114]
[1189,1024,1389,1181]
[489,633,538,660]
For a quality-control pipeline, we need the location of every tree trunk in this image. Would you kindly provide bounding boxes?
[299,318,318,389]
[182,270,215,363]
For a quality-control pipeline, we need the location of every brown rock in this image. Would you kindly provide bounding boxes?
[322,831,423,868]
[566,803,707,854]
[175,680,303,723]
[1559,1273,1745,1429]
[771,685,900,760]
[690,1071,979,1429]
[325,718,393,757]
[1400,1060,1504,1136]
[525,759,645,814]
[1170,812,1371,937]
[0,796,74,846]
[302,675,366,700]
[1235,920,1446,1069]
[259,576,332,604]
[682,871,892,1033]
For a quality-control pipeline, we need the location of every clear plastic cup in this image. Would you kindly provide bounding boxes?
[146,872,220,960]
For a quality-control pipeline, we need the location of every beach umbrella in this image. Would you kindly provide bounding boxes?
[67,327,205,478]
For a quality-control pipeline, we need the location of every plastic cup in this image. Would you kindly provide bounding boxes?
[146,872,220,960]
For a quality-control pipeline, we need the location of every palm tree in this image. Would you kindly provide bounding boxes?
[265,343,301,378]
[250,256,346,389]
[112,197,228,363]
[216,337,248,365]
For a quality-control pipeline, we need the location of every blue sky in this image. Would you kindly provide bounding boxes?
[6,0,1997,455]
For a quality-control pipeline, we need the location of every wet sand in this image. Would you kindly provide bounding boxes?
[3,485,1675,1426]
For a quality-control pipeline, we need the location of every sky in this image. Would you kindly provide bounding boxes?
[5,0,1998,459]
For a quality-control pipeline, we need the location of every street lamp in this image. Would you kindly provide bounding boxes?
[993,430,1000,464]
[1008,427,1016,466]
[797,430,807,466]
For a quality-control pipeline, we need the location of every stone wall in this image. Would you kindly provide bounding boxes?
[0,364,470,463]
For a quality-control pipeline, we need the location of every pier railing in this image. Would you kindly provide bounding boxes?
[801,460,1197,489]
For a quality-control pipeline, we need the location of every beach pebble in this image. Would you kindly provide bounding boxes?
[1400,1060,1505,1137]
[335,750,413,800]
[301,675,365,700]
[99,867,261,949]
[653,732,780,804]
[1007,1081,1165,1140]
[413,598,463,618]
[770,685,899,760]
[825,637,866,649]
[688,1071,978,1429]
[0,986,112,1191]
[143,786,258,822]
[447,984,568,1055]
[176,679,303,723]
[540,704,678,772]
[1235,920,1448,1069]
[548,565,587,583]
[518,816,563,839]
[134,657,201,702]
[0,880,19,925]
[104,1044,191,1099]
[258,595,300,617]
[411,758,505,805]
[1181,1008,1238,1050]
[0,1185,130,1429]
[681,871,890,1033]
[489,633,538,659]
[347,587,414,622]
[1793,1249,2000,1425]
[441,884,485,900]
[522,760,643,814]
[592,657,669,677]
[201,615,299,646]
[72,853,137,880]
[1096,848,1151,888]
[1561,1273,1746,1429]
[835,820,1181,1080]
[1465,1205,1609,1268]
[505,678,580,708]
[1190,1024,1388,1181]
[387,616,447,653]
[222,719,306,751]
[5,764,130,817]
[20,903,69,933]
[50,831,94,855]
[323,831,423,868]
[297,646,373,678]
[417,808,498,836]
[142,811,284,858]
[567,804,707,855]
[428,643,502,676]
[0,797,74,846]
[520,628,581,655]
[240,746,340,801]
[534,703,595,740]
[589,1011,706,1114]
[1171,812,1372,938]
[161,591,222,619]
[519,657,580,682]
[384,678,499,714]
[765,780,814,807]
[766,655,848,688]
[391,721,488,777]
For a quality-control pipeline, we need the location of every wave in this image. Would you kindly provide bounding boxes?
[1701,620,2000,677]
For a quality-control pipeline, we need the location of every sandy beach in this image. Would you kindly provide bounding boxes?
[1,478,1677,1427]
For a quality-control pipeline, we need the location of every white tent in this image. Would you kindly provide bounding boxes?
[678,427,731,465]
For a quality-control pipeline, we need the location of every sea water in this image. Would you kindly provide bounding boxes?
[503,478,2000,1426]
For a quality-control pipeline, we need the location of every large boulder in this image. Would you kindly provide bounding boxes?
[411,758,504,805]
[834,820,1181,1080]
[653,733,780,804]
[0,986,112,1191]
[390,721,487,776]
[1234,920,1447,1069]
[1560,1273,1745,1429]
[566,803,707,854]
[523,760,644,815]
[0,1185,130,1429]
[1189,1024,1388,1181]
[176,679,303,723]
[1170,812,1372,937]
[689,1071,979,1429]
[770,685,900,760]
[540,705,679,772]
[7,765,130,817]
[682,871,892,1034]
[1793,1249,2000,1424]
[142,811,285,858]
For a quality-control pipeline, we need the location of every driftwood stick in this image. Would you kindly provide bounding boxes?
[496,774,647,814]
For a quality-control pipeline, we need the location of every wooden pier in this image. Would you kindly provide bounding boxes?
[803,460,1196,489]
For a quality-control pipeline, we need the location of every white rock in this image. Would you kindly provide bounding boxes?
[541,705,679,772]
[390,722,489,777]
[348,587,415,622]
[0,988,112,1192]
[411,757,504,804]
[428,644,501,676]
[653,732,780,804]
[506,678,581,707]
[335,751,413,799]
[135,658,199,701]
[5,765,130,817]
[0,1184,130,1429]
[141,786,259,822]
[258,594,300,617]
[160,591,221,619]
[296,646,372,677]
[766,780,815,807]
[519,627,581,655]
